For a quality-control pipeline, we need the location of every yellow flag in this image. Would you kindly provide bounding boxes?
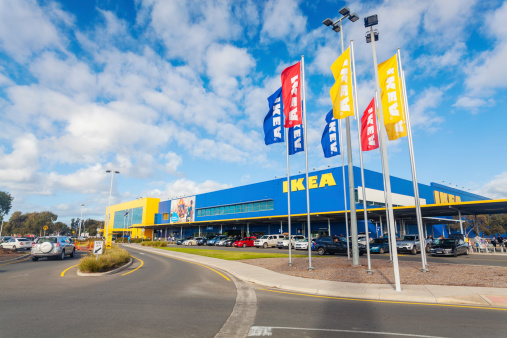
[330,47,354,119]
[378,54,407,140]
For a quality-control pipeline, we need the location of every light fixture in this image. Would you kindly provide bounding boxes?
[364,14,378,27]
[323,18,333,26]
[348,13,359,22]
[365,30,379,43]
[332,24,341,32]
[339,7,350,16]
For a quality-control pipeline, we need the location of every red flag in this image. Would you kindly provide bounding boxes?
[281,62,302,128]
[361,97,379,151]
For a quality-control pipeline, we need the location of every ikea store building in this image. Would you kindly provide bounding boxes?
[104,166,501,241]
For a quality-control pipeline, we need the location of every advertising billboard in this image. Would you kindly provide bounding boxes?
[170,196,195,223]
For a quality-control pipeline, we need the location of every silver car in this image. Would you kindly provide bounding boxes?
[0,238,33,251]
[31,236,75,261]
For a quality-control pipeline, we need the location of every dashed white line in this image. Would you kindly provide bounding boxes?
[247,326,446,337]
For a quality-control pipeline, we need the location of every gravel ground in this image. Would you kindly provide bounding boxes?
[240,256,507,288]
[0,248,29,261]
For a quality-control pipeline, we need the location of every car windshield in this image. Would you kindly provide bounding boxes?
[440,239,456,246]
[260,236,269,239]
[298,239,308,243]
[37,237,57,243]
[403,236,416,241]
[371,239,384,244]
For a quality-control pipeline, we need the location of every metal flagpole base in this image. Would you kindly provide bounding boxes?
[366,270,374,274]
[389,260,393,263]
[288,262,293,266]
[420,268,429,272]
[307,266,314,271]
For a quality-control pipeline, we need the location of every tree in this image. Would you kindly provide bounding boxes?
[83,219,102,236]
[0,191,14,222]
[25,211,58,236]
[54,221,69,235]
[7,211,28,235]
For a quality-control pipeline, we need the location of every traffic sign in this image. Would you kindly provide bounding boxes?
[94,241,104,255]
[43,225,48,230]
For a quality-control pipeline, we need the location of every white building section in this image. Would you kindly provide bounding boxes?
[357,187,426,207]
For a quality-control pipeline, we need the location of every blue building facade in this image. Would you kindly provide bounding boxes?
[151,166,489,239]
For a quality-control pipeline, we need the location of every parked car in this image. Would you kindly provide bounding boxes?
[224,237,240,247]
[0,237,33,251]
[184,237,200,246]
[197,237,212,246]
[233,236,257,248]
[277,235,305,249]
[295,238,309,250]
[30,236,75,261]
[396,235,423,255]
[254,234,284,248]
[0,236,12,244]
[314,236,366,256]
[207,236,226,246]
[369,238,390,254]
[431,238,469,257]
[212,236,228,246]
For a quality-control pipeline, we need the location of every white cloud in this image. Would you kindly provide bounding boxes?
[0,0,66,62]
[0,134,40,189]
[409,87,445,130]
[144,178,231,200]
[205,44,256,97]
[261,0,306,43]
[478,171,507,199]
[163,152,182,174]
[453,96,494,113]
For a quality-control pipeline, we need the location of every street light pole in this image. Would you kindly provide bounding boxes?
[323,6,360,266]
[105,170,120,247]
[79,204,84,238]
[365,15,402,291]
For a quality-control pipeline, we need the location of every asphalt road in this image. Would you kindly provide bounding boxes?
[169,243,507,267]
[1,247,506,337]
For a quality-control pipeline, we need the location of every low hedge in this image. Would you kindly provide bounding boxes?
[78,246,130,273]
[141,241,168,247]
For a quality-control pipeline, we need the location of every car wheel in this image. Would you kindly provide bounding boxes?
[317,247,326,255]
[12,246,17,251]
[59,250,65,260]
[70,249,75,258]
[411,246,417,255]
[263,242,268,249]
[379,247,385,254]
[465,248,469,255]
[32,257,38,261]
[453,250,458,257]
[242,243,246,248]
[426,245,430,253]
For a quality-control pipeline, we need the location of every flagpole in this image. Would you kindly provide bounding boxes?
[285,125,293,266]
[301,55,313,270]
[339,118,350,260]
[397,48,428,271]
[376,90,392,262]
[369,25,402,291]
[350,40,373,273]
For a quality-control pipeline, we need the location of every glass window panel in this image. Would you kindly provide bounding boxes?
[220,207,225,215]
[206,209,210,216]
[267,201,274,210]
[215,207,219,214]
[253,203,260,211]
[241,204,247,212]
[224,206,229,214]
[248,203,253,212]
[236,205,241,213]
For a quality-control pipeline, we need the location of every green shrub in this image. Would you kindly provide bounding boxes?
[78,246,130,273]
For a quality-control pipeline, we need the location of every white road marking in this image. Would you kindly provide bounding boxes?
[247,326,446,337]
[215,276,257,338]
[6,274,29,279]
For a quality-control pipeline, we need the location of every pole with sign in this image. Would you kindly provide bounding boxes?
[43,225,48,236]
[94,241,104,261]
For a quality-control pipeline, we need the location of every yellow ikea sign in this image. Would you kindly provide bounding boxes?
[433,191,461,204]
[283,173,336,192]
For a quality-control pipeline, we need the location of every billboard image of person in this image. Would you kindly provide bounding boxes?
[170,196,195,223]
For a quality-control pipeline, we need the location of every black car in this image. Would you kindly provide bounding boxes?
[314,236,366,256]
[431,238,469,256]
[197,237,210,246]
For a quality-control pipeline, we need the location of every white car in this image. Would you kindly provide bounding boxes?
[254,234,284,248]
[183,238,198,246]
[294,238,309,250]
[277,235,305,249]
[0,238,33,251]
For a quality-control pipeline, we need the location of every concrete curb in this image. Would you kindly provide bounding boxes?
[0,253,30,264]
[77,258,133,277]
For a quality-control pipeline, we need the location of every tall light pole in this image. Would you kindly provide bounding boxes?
[364,14,401,291]
[105,170,120,247]
[323,6,361,266]
[78,204,84,238]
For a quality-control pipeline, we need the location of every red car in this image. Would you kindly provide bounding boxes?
[233,236,257,248]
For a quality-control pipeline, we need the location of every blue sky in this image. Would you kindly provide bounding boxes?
[0,0,506,224]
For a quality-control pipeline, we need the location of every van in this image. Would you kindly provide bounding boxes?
[254,234,284,248]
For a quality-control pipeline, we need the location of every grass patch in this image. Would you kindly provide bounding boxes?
[158,247,307,260]
[78,245,130,273]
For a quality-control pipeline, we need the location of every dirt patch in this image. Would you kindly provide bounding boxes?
[0,248,29,262]
[240,256,507,288]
